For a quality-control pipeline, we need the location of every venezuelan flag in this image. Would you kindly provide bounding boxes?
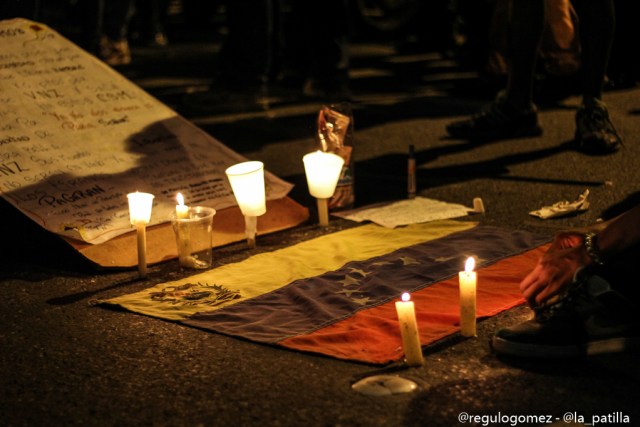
[103,220,549,364]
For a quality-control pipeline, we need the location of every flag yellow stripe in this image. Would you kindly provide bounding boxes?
[105,220,476,320]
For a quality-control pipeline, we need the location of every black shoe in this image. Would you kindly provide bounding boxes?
[574,103,622,155]
[446,98,542,140]
[491,271,640,359]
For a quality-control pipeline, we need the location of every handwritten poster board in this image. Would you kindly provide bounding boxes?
[0,18,299,250]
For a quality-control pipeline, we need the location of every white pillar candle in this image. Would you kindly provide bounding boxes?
[302,151,344,226]
[459,257,477,337]
[225,161,266,247]
[395,292,424,367]
[126,192,154,278]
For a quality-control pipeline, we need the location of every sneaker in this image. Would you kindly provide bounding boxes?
[491,270,640,359]
[574,103,622,154]
[446,98,542,140]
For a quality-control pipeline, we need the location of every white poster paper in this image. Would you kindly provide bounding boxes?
[0,19,292,244]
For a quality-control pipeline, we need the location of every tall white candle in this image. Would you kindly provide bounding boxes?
[395,292,424,367]
[126,192,154,278]
[459,257,477,337]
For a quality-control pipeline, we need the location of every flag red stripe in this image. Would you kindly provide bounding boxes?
[279,244,549,364]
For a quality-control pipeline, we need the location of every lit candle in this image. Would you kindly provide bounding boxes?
[225,161,266,248]
[302,151,345,226]
[126,191,154,278]
[395,292,424,367]
[174,192,193,265]
[176,193,189,219]
[459,257,477,337]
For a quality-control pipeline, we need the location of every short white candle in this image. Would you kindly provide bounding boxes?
[302,151,344,226]
[395,292,424,367]
[126,192,154,278]
[176,193,189,219]
[459,257,477,337]
[226,161,266,248]
[174,192,194,264]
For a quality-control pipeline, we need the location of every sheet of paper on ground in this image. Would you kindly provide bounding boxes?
[0,19,292,245]
[334,197,473,228]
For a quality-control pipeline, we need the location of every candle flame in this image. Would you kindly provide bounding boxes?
[401,292,411,302]
[465,257,475,272]
[176,192,185,206]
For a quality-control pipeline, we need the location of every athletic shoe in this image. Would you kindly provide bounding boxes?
[574,103,622,154]
[491,270,640,359]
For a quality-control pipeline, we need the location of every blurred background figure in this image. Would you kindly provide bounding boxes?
[77,0,135,66]
[130,0,171,48]
[183,0,353,114]
[282,0,351,100]
[446,0,623,155]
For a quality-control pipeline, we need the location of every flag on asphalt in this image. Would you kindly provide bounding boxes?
[102,220,549,364]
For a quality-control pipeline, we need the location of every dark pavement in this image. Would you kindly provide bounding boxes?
[2,26,640,427]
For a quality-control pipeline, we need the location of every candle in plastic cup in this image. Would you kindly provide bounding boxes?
[127,192,154,225]
[226,161,266,247]
[171,206,216,269]
[303,151,344,226]
[302,151,345,199]
[225,161,267,217]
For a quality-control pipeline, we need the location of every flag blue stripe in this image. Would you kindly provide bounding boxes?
[184,226,549,343]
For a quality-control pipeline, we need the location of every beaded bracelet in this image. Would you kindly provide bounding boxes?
[583,232,604,266]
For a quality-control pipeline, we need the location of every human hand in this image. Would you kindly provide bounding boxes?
[519,232,590,306]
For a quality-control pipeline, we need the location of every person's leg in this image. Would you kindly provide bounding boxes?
[303,0,351,98]
[219,0,282,90]
[284,0,350,100]
[445,0,545,140]
[103,0,135,41]
[503,0,545,110]
[182,0,287,114]
[98,0,134,66]
[574,0,614,104]
[571,0,622,154]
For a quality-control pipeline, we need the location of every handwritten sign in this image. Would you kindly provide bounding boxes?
[0,19,293,244]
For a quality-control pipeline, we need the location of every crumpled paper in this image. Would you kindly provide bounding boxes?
[529,189,590,219]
